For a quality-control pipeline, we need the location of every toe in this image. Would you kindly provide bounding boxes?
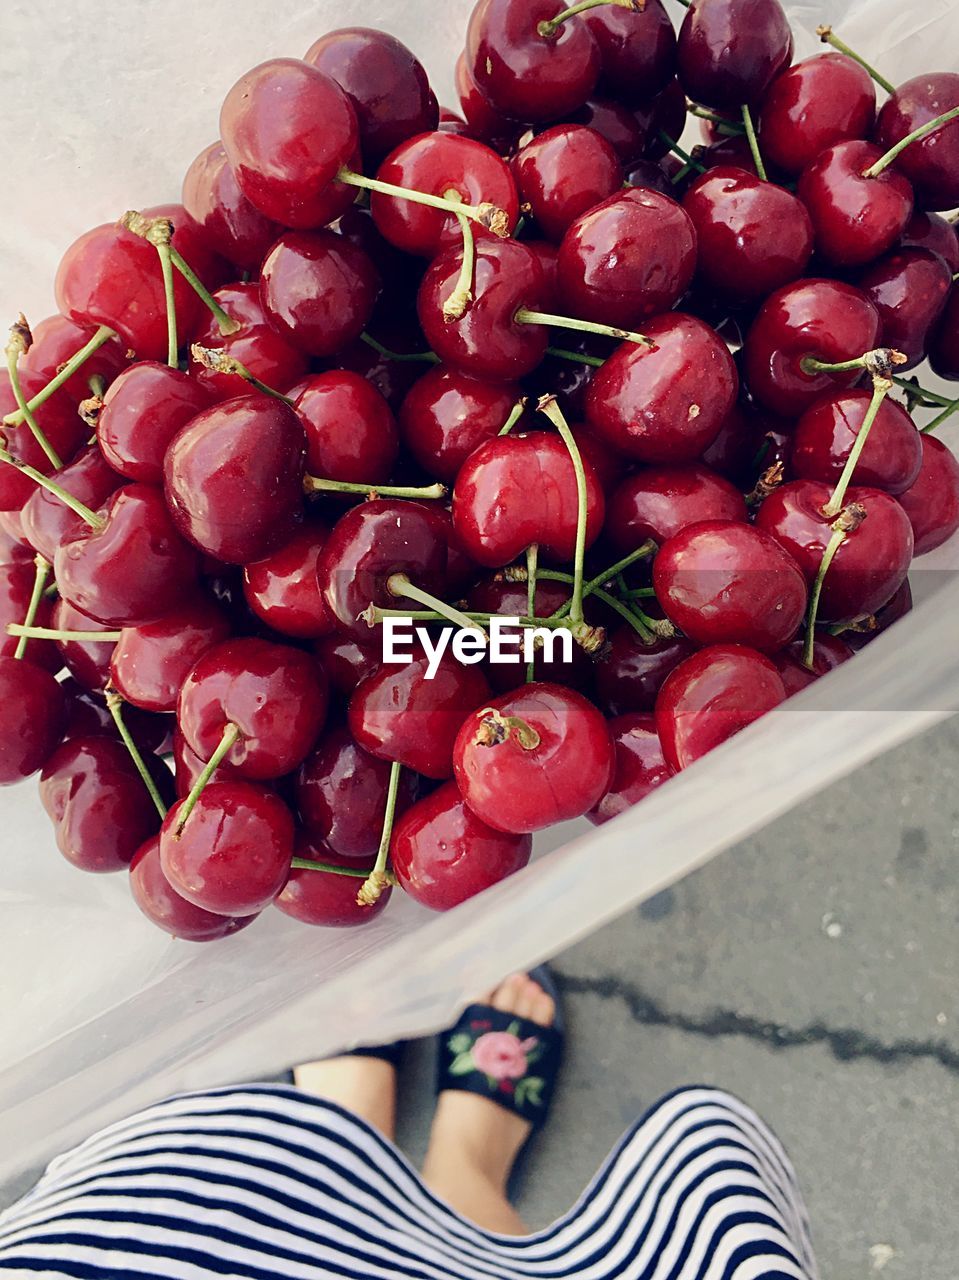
[490,973,525,1012]
[529,983,556,1029]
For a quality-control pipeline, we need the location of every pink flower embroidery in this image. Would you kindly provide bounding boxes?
[471,1031,538,1081]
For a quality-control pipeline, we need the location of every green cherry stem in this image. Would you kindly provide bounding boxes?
[304,475,447,500]
[359,333,440,364]
[105,687,169,820]
[863,104,959,179]
[291,855,398,882]
[190,345,294,403]
[547,542,657,623]
[5,320,62,469]
[2,325,118,428]
[385,573,485,635]
[658,132,707,174]
[133,215,179,367]
[362,605,565,629]
[816,25,895,95]
[820,377,891,518]
[357,760,402,906]
[536,395,589,625]
[800,347,907,378]
[0,450,104,529]
[891,375,954,408]
[338,168,511,238]
[619,585,658,599]
[545,346,606,368]
[741,104,768,182]
[687,104,746,134]
[537,0,643,38]
[498,398,528,435]
[802,504,866,668]
[525,542,538,683]
[516,308,654,348]
[6,623,121,642]
[174,722,241,838]
[921,398,959,433]
[442,192,476,322]
[12,556,51,661]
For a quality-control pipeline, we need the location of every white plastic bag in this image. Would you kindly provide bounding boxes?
[1,0,957,1182]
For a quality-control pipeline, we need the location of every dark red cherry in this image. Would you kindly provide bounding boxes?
[758,53,876,176]
[624,158,675,198]
[899,210,959,271]
[773,633,853,697]
[40,735,170,872]
[130,836,257,941]
[349,648,491,780]
[656,644,786,771]
[454,52,523,153]
[276,840,392,927]
[0,372,87,511]
[398,364,522,483]
[334,325,427,411]
[798,141,913,268]
[595,627,697,717]
[220,58,359,229]
[23,315,129,404]
[315,633,383,696]
[242,524,335,640]
[586,712,673,825]
[875,73,959,211]
[172,729,237,799]
[453,432,605,567]
[682,166,813,300]
[465,576,594,693]
[178,637,328,781]
[512,125,622,243]
[791,389,922,495]
[164,395,307,565]
[182,142,283,273]
[930,284,959,381]
[21,448,121,566]
[293,371,398,485]
[188,283,309,403]
[453,682,614,832]
[557,189,697,328]
[260,232,381,358]
[0,656,66,783]
[897,435,959,555]
[630,78,689,161]
[843,578,913,650]
[0,562,58,672]
[304,28,438,165]
[677,0,792,108]
[160,782,295,915]
[584,0,676,103]
[51,598,117,691]
[295,723,417,858]
[607,464,746,552]
[111,596,232,713]
[466,0,600,123]
[391,780,532,911]
[856,248,952,370]
[756,479,914,622]
[97,362,210,484]
[585,312,738,462]
[573,97,647,166]
[743,278,881,416]
[317,499,449,639]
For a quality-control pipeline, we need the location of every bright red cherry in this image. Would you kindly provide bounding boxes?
[220,59,359,229]
[512,126,622,243]
[930,284,959,381]
[398,365,522,483]
[130,836,257,941]
[791,389,922,495]
[0,656,66,784]
[182,142,283,273]
[0,372,88,511]
[454,52,523,153]
[391,780,532,911]
[97,362,210,484]
[607,464,747,551]
[773,634,853,697]
[798,141,914,268]
[677,0,792,108]
[20,448,121,565]
[242,524,335,640]
[585,312,738,462]
[51,598,117,691]
[584,0,676,103]
[23,315,129,404]
[586,712,674,825]
[0,563,58,671]
[172,729,237,799]
[595,628,697,716]
[897,435,959,555]
[293,372,398,485]
[276,840,392,927]
[875,73,959,211]
[188,283,309,403]
[111,596,232,713]
[465,576,594,693]
[857,248,952,369]
[758,53,876,176]
[315,633,382,696]
[899,210,959,271]
[656,644,787,771]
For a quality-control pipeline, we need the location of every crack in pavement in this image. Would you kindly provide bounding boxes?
[555,972,959,1076]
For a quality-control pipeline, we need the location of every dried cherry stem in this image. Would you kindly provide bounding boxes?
[536,395,590,625]
[174,722,241,838]
[0,450,104,529]
[815,26,894,94]
[745,460,786,507]
[801,347,907,378]
[688,104,745,134]
[525,542,538,683]
[6,623,121,642]
[538,0,643,39]
[338,169,511,238]
[473,707,541,750]
[442,192,476,323]
[741,104,768,182]
[386,573,484,634]
[357,760,402,907]
[3,325,118,427]
[12,556,51,661]
[360,333,440,364]
[802,504,867,668]
[291,854,398,882]
[105,687,168,821]
[5,320,62,469]
[658,132,707,174]
[304,474,446,499]
[820,376,891,518]
[190,345,294,403]
[498,398,528,436]
[545,346,606,368]
[864,105,959,178]
[516,308,654,348]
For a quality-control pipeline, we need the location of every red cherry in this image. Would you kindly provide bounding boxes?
[584,0,677,103]
[512,125,622,243]
[573,98,647,166]
[798,141,913,268]
[160,781,295,915]
[557,189,697,328]
[856,248,952,370]
[391,780,531,911]
[333,327,427,412]
[111,595,232,713]
[624,158,675,198]
[304,28,438,165]
[172,729,237,799]
[130,836,257,941]
[178,637,328,781]
[315,633,383,696]
[454,52,523,153]
[773,633,853,697]
[930,284,959,381]
[188,283,309,403]
[586,712,673,825]
[276,839,392,927]
[899,210,959,272]
[51,598,117,691]
[585,312,739,462]
[701,403,793,491]
[97,362,210,484]
[349,648,491,779]
[0,563,57,672]
[0,656,66,783]
[844,578,913,650]
[791,389,922,495]
[0,372,88,511]
[595,627,697,716]
[535,417,625,493]
[20,449,118,567]
[182,142,283,273]
[897,435,959,555]
[758,53,876,176]
[293,371,398,485]
[398,364,522,484]
[632,78,696,162]
[453,432,604,567]
[242,524,336,640]
[874,73,959,211]
[677,0,792,108]
[220,59,359,229]
[23,315,129,404]
[0,510,33,561]
[607,464,746,551]
[656,643,786,771]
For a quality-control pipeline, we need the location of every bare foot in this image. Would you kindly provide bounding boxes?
[292,1055,397,1142]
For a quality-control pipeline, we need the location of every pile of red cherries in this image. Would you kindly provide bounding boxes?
[2,0,958,942]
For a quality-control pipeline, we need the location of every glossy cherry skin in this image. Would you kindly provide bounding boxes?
[317,499,450,640]
[130,836,257,941]
[418,238,550,382]
[453,682,614,833]
[656,644,786,771]
[276,840,392,927]
[758,54,876,176]
[220,58,359,229]
[315,633,383,697]
[466,0,600,123]
[0,510,34,561]
[584,0,676,103]
[178,637,328,781]
[573,98,647,166]
[899,210,959,272]
[188,283,309,404]
[930,284,959,381]
[465,576,594,693]
[242,524,335,640]
[773,634,853,697]
[857,248,952,370]
[677,0,792,109]
[23,315,129,404]
[585,312,738,462]
[51,598,117,691]
[110,596,232,713]
[40,735,171,872]
[594,628,697,717]
[897,435,959,556]
[160,782,295,916]
[391,780,532,911]
[791,390,922,496]
[55,205,222,362]
[607,464,746,552]
[0,656,66,784]
[19,449,119,567]
[454,52,523,154]
[164,395,306,565]
[349,649,491,780]
[844,579,913,650]
[304,28,438,165]
[798,141,914,268]
[743,279,881,417]
[293,372,398,485]
[97,362,210,484]
[172,729,237,799]
[512,126,622,243]
[682,167,813,300]
[756,480,914,622]
[182,141,283,273]
[558,189,697,328]
[0,563,57,672]
[398,365,522,484]
[453,432,604,568]
[0,372,88,511]
[875,73,959,211]
[586,712,673,825]
[260,232,380,359]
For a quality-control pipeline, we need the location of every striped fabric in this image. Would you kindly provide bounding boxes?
[0,1084,818,1278]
